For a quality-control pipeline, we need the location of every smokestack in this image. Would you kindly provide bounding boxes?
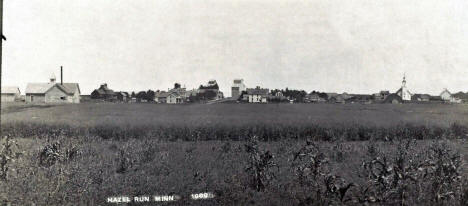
[60,66,63,85]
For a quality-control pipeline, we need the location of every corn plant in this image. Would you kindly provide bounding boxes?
[244,136,277,192]
[0,135,21,181]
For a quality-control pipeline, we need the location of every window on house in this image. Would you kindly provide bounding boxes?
[60,96,66,100]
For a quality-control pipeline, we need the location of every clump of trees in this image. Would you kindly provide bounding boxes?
[132,90,156,102]
[270,88,307,102]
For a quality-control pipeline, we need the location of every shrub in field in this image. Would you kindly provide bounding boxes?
[244,136,278,192]
[116,149,135,174]
[38,142,61,167]
[360,140,421,205]
[0,135,21,181]
[359,140,464,205]
[425,142,463,204]
[450,123,468,138]
[291,140,355,205]
[38,140,81,167]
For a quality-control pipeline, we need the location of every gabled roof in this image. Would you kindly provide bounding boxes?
[1,86,20,94]
[26,83,54,94]
[56,83,80,95]
[157,92,170,98]
[26,83,79,95]
[412,94,430,100]
[383,93,403,103]
[440,88,451,96]
[246,87,269,95]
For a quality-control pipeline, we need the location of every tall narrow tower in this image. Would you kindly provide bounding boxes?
[402,73,406,88]
[399,73,412,101]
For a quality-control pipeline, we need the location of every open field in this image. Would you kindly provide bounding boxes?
[1,103,468,205]
[3,102,468,128]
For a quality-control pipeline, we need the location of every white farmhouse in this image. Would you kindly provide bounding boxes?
[25,73,80,104]
[246,86,269,103]
[440,88,462,103]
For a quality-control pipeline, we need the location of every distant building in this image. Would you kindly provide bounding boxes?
[429,95,443,102]
[346,94,372,104]
[80,95,91,102]
[115,92,130,102]
[1,86,21,102]
[326,93,339,101]
[155,91,169,103]
[91,83,117,101]
[383,93,403,104]
[304,93,325,103]
[246,86,269,103]
[154,83,192,104]
[167,92,185,104]
[341,92,352,100]
[411,94,430,102]
[440,88,462,103]
[396,74,412,101]
[231,79,246,99]
[25,73,80,104]
[329,94,346,104]
[440,88,451,101]
[452,92,468,103]
[197,80,224,100]
[268,90,288,102]
[373,90,390,101]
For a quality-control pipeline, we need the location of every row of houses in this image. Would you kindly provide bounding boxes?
[2,71,467,105]
[1,69,81,104]
[87,80,224,104]
[229,75,468,104]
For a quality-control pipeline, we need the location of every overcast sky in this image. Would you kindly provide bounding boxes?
[3,0,468,96]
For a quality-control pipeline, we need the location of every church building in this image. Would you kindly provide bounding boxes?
[396,74,412,101]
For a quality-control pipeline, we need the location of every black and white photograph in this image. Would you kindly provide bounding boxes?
[1,0,468,205]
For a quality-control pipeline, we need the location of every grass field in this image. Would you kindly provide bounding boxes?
[1,103,468,205]
[3,102,468,128]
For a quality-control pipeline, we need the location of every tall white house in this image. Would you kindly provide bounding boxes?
[396,74,412,101]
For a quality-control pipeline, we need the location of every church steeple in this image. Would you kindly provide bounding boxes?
[402,73,406,87]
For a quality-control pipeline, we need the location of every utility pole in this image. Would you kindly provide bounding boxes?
[0,0,4,135]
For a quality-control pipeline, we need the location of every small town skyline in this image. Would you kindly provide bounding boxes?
[3,69,467,97]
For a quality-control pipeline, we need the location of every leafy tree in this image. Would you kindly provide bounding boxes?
[146,90,155,101]
[197,90,217,100]
[136,91,147,101]
[318,92,328,99]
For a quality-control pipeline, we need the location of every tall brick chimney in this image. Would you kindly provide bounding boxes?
[61,66,63,85]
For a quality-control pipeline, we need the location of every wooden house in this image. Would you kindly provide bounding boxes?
[91,83,117,101]
[25,73,80,104]
[411,94,430,102]
[1,86,21,102]
[115,92,130,102]
[246,86,269,103]
[383,93,403,104]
